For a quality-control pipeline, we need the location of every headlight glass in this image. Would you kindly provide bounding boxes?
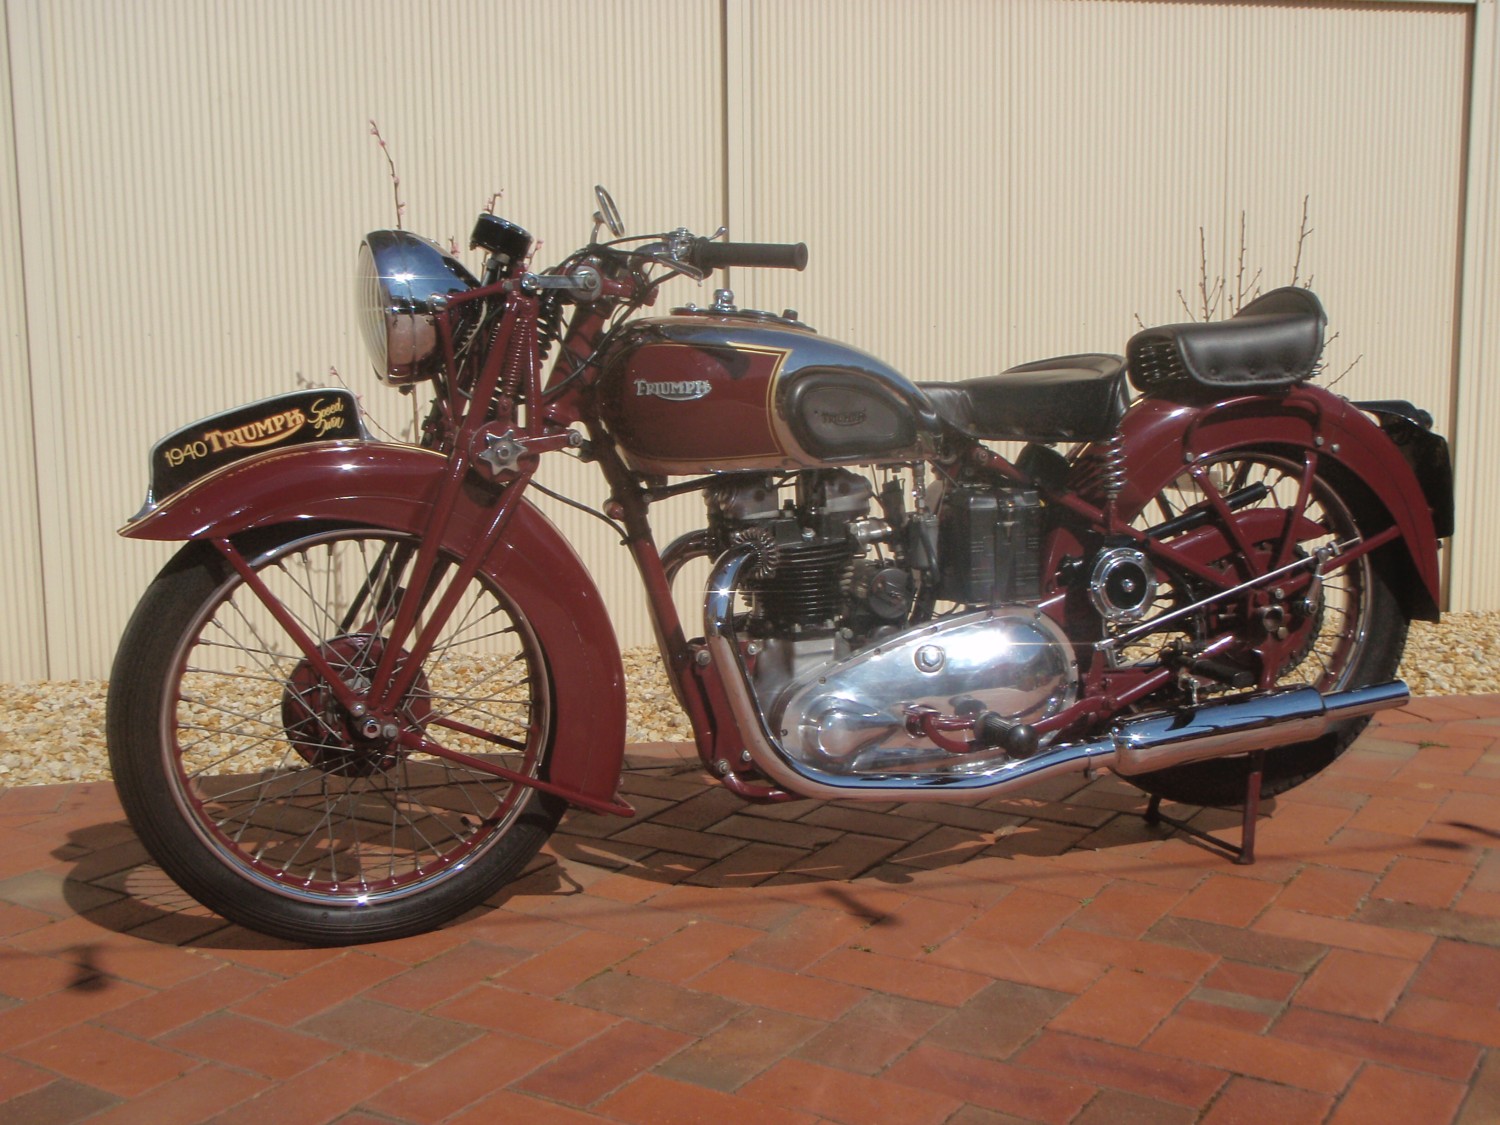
[356,231,478,384]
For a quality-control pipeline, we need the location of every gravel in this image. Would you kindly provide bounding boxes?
[0,614,1491,789]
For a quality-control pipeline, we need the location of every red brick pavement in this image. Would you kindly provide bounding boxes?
[4,697,1500,1123]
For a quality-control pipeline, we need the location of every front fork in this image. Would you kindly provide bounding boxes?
[209,291,634,816]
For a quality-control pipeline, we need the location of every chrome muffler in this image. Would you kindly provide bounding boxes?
[1108,679,1407,775]
[704,544,1409,801]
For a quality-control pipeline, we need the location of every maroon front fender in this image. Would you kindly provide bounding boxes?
[122,440,629,810]
[1099,388,1443,617]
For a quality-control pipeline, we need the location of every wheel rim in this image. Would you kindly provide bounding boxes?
[161,528,551,906]
[1136,451,1371,692]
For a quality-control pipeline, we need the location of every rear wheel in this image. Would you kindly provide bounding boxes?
[1123,449,1409,808]
[107,525,562,945]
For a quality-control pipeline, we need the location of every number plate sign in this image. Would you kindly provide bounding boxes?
[143,389,367,508]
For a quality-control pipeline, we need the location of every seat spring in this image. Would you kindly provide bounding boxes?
[1102,432,1127,501]
[1130,341,1187,389]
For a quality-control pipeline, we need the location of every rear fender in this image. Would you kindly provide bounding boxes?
[1093,387,1445,620]
[122,440,629,810]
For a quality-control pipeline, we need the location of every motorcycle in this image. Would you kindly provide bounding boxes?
[106,188,1452,945]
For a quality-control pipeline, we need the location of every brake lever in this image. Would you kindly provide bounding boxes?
[659,226,726,281]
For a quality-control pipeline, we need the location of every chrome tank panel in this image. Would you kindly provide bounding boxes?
[596,313,945,475]
[767,609,1078,774]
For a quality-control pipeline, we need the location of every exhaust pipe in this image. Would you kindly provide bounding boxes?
[704,543,1411,801]
[1109,680,1409,776]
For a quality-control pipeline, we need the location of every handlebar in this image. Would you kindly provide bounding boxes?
[503,229,808,305]
[688,238,808,272]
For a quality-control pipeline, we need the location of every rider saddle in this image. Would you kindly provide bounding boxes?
[922,286,1327,444]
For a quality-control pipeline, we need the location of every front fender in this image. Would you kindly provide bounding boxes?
[1096,387,1446,619]
[122,440,629,810]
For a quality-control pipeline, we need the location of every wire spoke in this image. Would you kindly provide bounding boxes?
[164,528,549,906]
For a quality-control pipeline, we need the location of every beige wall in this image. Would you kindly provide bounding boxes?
[0,7,46,682]
[1,0,1492,681]
[1453,0,1500,609]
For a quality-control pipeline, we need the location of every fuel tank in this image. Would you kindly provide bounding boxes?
[596,307,944,475]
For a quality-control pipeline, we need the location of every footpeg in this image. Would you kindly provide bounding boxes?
[975,712,1040,759]
[1190,657,1256,689]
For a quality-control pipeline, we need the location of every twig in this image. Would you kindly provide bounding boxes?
[1195,228,1223,321]
[1233,213,1248,315]
[1291,194,1313,288]
[325,364,414,442]
[1324,354,1363,389]
[368,120,405,230]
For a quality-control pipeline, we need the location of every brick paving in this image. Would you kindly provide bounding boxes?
[3,697,1500,1122]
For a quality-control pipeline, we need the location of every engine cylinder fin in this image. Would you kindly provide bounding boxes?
[744,540,851,627]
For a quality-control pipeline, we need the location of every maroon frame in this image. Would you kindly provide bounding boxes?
[120,249,1447,812]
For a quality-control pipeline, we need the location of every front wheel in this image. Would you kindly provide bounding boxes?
[106,524,563,945]
[1122,448,1410,808]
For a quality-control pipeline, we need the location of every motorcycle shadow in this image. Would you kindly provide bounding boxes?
[49,750,1466,948]
[49,819,272,948]
[37,759,1254,951]
[481,755,1273,912]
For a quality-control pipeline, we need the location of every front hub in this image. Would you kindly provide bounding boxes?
[280,634,432,776]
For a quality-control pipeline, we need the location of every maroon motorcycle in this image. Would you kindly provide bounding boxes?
[107,188,1451,945]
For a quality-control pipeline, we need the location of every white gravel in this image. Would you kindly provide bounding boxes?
[0,614,1490,789]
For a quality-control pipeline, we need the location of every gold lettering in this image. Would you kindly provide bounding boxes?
[201,408,307,454]
[308,397,347,436]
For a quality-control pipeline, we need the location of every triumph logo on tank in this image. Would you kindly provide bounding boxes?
[634,378,712,401]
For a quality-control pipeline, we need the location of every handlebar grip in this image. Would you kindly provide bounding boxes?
[690,238,808,271]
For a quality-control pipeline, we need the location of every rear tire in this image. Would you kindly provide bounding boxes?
[1124,449,1411,808]
[1128,564,1405,808]
[107,525,563,945]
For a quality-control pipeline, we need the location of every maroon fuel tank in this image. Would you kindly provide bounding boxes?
[596,308,943,475]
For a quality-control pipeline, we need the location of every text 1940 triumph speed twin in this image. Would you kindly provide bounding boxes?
[107,189,1451,944]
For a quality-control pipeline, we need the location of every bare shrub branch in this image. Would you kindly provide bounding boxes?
[368,120,405,230]
[1291,194,1313,288]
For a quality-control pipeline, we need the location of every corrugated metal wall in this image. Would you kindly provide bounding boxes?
[0,3,46,683]
[0,0,1491,681]
[2,0,725,680]
[726,0,1467,417]
[1452,0,1500,609]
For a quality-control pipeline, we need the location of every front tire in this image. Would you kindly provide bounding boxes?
[107,525,563,945]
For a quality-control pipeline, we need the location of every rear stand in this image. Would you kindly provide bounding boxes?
[1143,751,1266,865]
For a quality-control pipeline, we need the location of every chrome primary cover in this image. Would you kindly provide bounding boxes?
[768,609,1078,774]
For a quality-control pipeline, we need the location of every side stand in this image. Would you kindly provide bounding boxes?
[1143,751,1266,865]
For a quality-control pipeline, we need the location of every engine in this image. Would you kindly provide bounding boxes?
[704,468,1077,774]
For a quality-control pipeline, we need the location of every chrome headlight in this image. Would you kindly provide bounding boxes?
[357,231,478,384]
